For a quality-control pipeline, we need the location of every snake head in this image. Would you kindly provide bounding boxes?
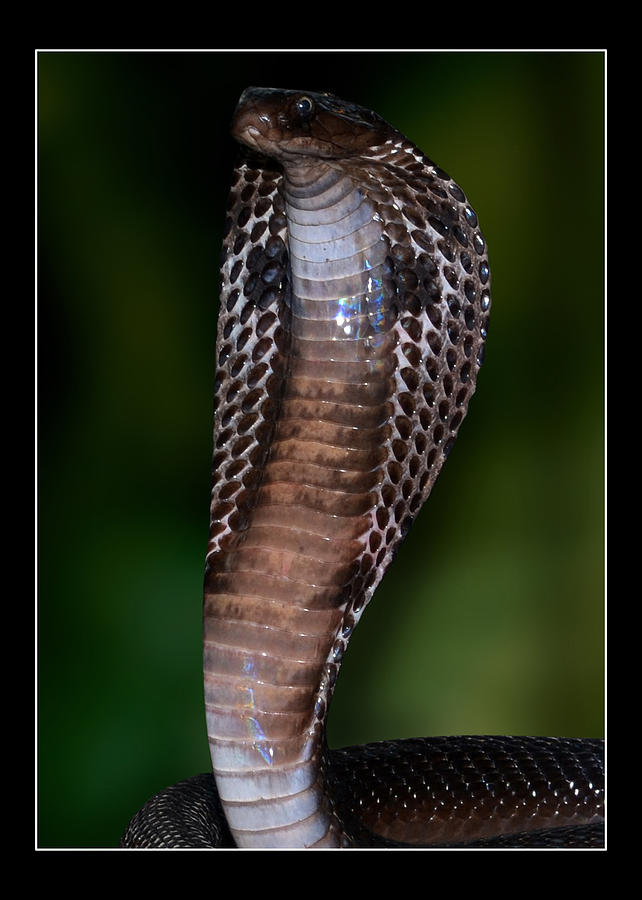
[231,87,397,162]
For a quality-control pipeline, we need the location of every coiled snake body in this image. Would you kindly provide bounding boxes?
[121,88,604,849]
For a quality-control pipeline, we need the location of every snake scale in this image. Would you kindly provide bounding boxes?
[121,87,604,849]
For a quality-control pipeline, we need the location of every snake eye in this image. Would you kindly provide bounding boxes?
[295,96,314,119]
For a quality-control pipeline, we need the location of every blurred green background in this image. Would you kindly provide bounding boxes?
[37,51,604,848]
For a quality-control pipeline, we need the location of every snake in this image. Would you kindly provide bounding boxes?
[121,87,604,849]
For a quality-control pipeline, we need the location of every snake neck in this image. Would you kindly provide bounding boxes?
[203,162,397,848]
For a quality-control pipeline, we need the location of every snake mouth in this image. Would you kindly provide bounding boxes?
[234,120,341,162]
[241,124,263,150]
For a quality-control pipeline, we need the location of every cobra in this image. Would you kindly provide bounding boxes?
[121,87,604,849]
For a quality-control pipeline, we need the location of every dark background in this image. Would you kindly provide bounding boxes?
[37,50,604,848]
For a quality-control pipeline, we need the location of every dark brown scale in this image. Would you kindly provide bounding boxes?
[121,737,603,850]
